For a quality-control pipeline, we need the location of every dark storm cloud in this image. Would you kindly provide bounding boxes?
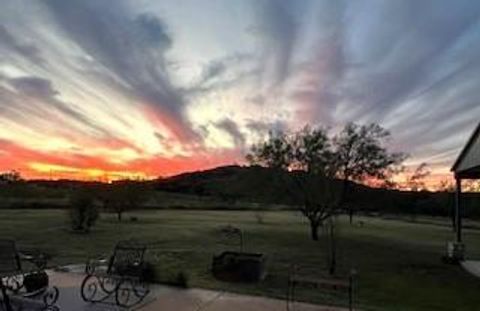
[43,0,196,141]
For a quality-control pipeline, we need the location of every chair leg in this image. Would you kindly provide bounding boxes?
[286,280,296,311]
[1,285,13,311]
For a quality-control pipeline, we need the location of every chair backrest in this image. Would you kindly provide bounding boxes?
[0,239,21,275]
[107,241,146,276]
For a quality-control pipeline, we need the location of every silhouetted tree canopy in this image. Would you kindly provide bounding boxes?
[332,123,407,223]
[332,123,406,183]
[246,123,406,183]
[246,122,408,227]
[246,131,294,170]
[0,170,22,183]
[100,181,149,221]
[286,172,340,240]
[406,163,431,191]
[293,126,334,175]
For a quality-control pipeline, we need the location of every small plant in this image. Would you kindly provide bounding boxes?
[174,271,189,288]
[69,190,98,233]
[254,210,265,224]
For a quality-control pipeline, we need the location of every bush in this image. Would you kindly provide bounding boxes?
[254,210,265,224]
[69,190,98,233]
[173,271,189,288]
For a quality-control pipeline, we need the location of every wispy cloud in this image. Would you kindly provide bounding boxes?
[0,0,479,181]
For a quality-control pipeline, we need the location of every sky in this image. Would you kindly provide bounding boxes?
[1,0,480,184]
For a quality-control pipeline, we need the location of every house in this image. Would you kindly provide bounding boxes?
[450,122,480,259]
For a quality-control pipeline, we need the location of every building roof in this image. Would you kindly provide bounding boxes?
[452,122,480,178]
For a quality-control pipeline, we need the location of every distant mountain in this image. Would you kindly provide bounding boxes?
[1,164,478,217]
[154,165,477,219]
[156,165,298,204]
[155,165,356,205]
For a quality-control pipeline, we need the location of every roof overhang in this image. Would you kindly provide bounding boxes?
[452,122,480,178]
[455,165,480,179]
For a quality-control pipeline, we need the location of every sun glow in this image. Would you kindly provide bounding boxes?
[28,162,150,181]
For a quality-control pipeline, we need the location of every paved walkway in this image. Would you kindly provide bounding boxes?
[461,260,480,278]
[45,271,347,311]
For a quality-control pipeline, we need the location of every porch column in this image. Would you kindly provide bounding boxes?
[455,177,462,243]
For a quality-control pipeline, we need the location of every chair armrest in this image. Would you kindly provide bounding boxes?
[18,252,47,270]
[85,256,110,275]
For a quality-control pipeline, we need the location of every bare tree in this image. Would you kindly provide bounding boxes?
[293,126,334,175]
[101,182,148,221]
[246,131,294,170]
[332,123,407,224]
[247,126,338,240]
[438,179,455,192]
[406,163,431,191]
[290,173,340,241]
[246,122,406,234]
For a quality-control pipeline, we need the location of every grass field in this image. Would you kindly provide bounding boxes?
[1,209,480,310]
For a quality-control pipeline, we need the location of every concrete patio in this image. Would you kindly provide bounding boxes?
[28,271,347,311]
[461,260,480,279]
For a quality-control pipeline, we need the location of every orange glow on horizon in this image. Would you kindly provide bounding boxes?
[0,137,459,189]
[27,162,150,181]
[0,138,243,181]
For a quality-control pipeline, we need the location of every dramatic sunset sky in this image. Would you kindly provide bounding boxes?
[1,0,480,184]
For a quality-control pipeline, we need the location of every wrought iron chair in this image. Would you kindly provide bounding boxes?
[0,239,59,311]
[80,240,150,308]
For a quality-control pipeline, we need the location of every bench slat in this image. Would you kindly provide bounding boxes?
[290,276,350,290]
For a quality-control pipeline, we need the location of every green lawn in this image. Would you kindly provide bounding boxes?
[1,209,479,310]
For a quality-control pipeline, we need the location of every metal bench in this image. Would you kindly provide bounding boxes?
[80,240,151,308]
[287,265,356,311]
[0,239,59,311]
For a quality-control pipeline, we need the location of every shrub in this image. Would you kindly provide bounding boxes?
[254,210,265,224]
[69,190,98,233]
[173,271,189,288]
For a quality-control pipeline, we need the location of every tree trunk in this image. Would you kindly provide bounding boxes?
[310,221,320,241]
[328,222,336,275]
[341,178,353,225]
